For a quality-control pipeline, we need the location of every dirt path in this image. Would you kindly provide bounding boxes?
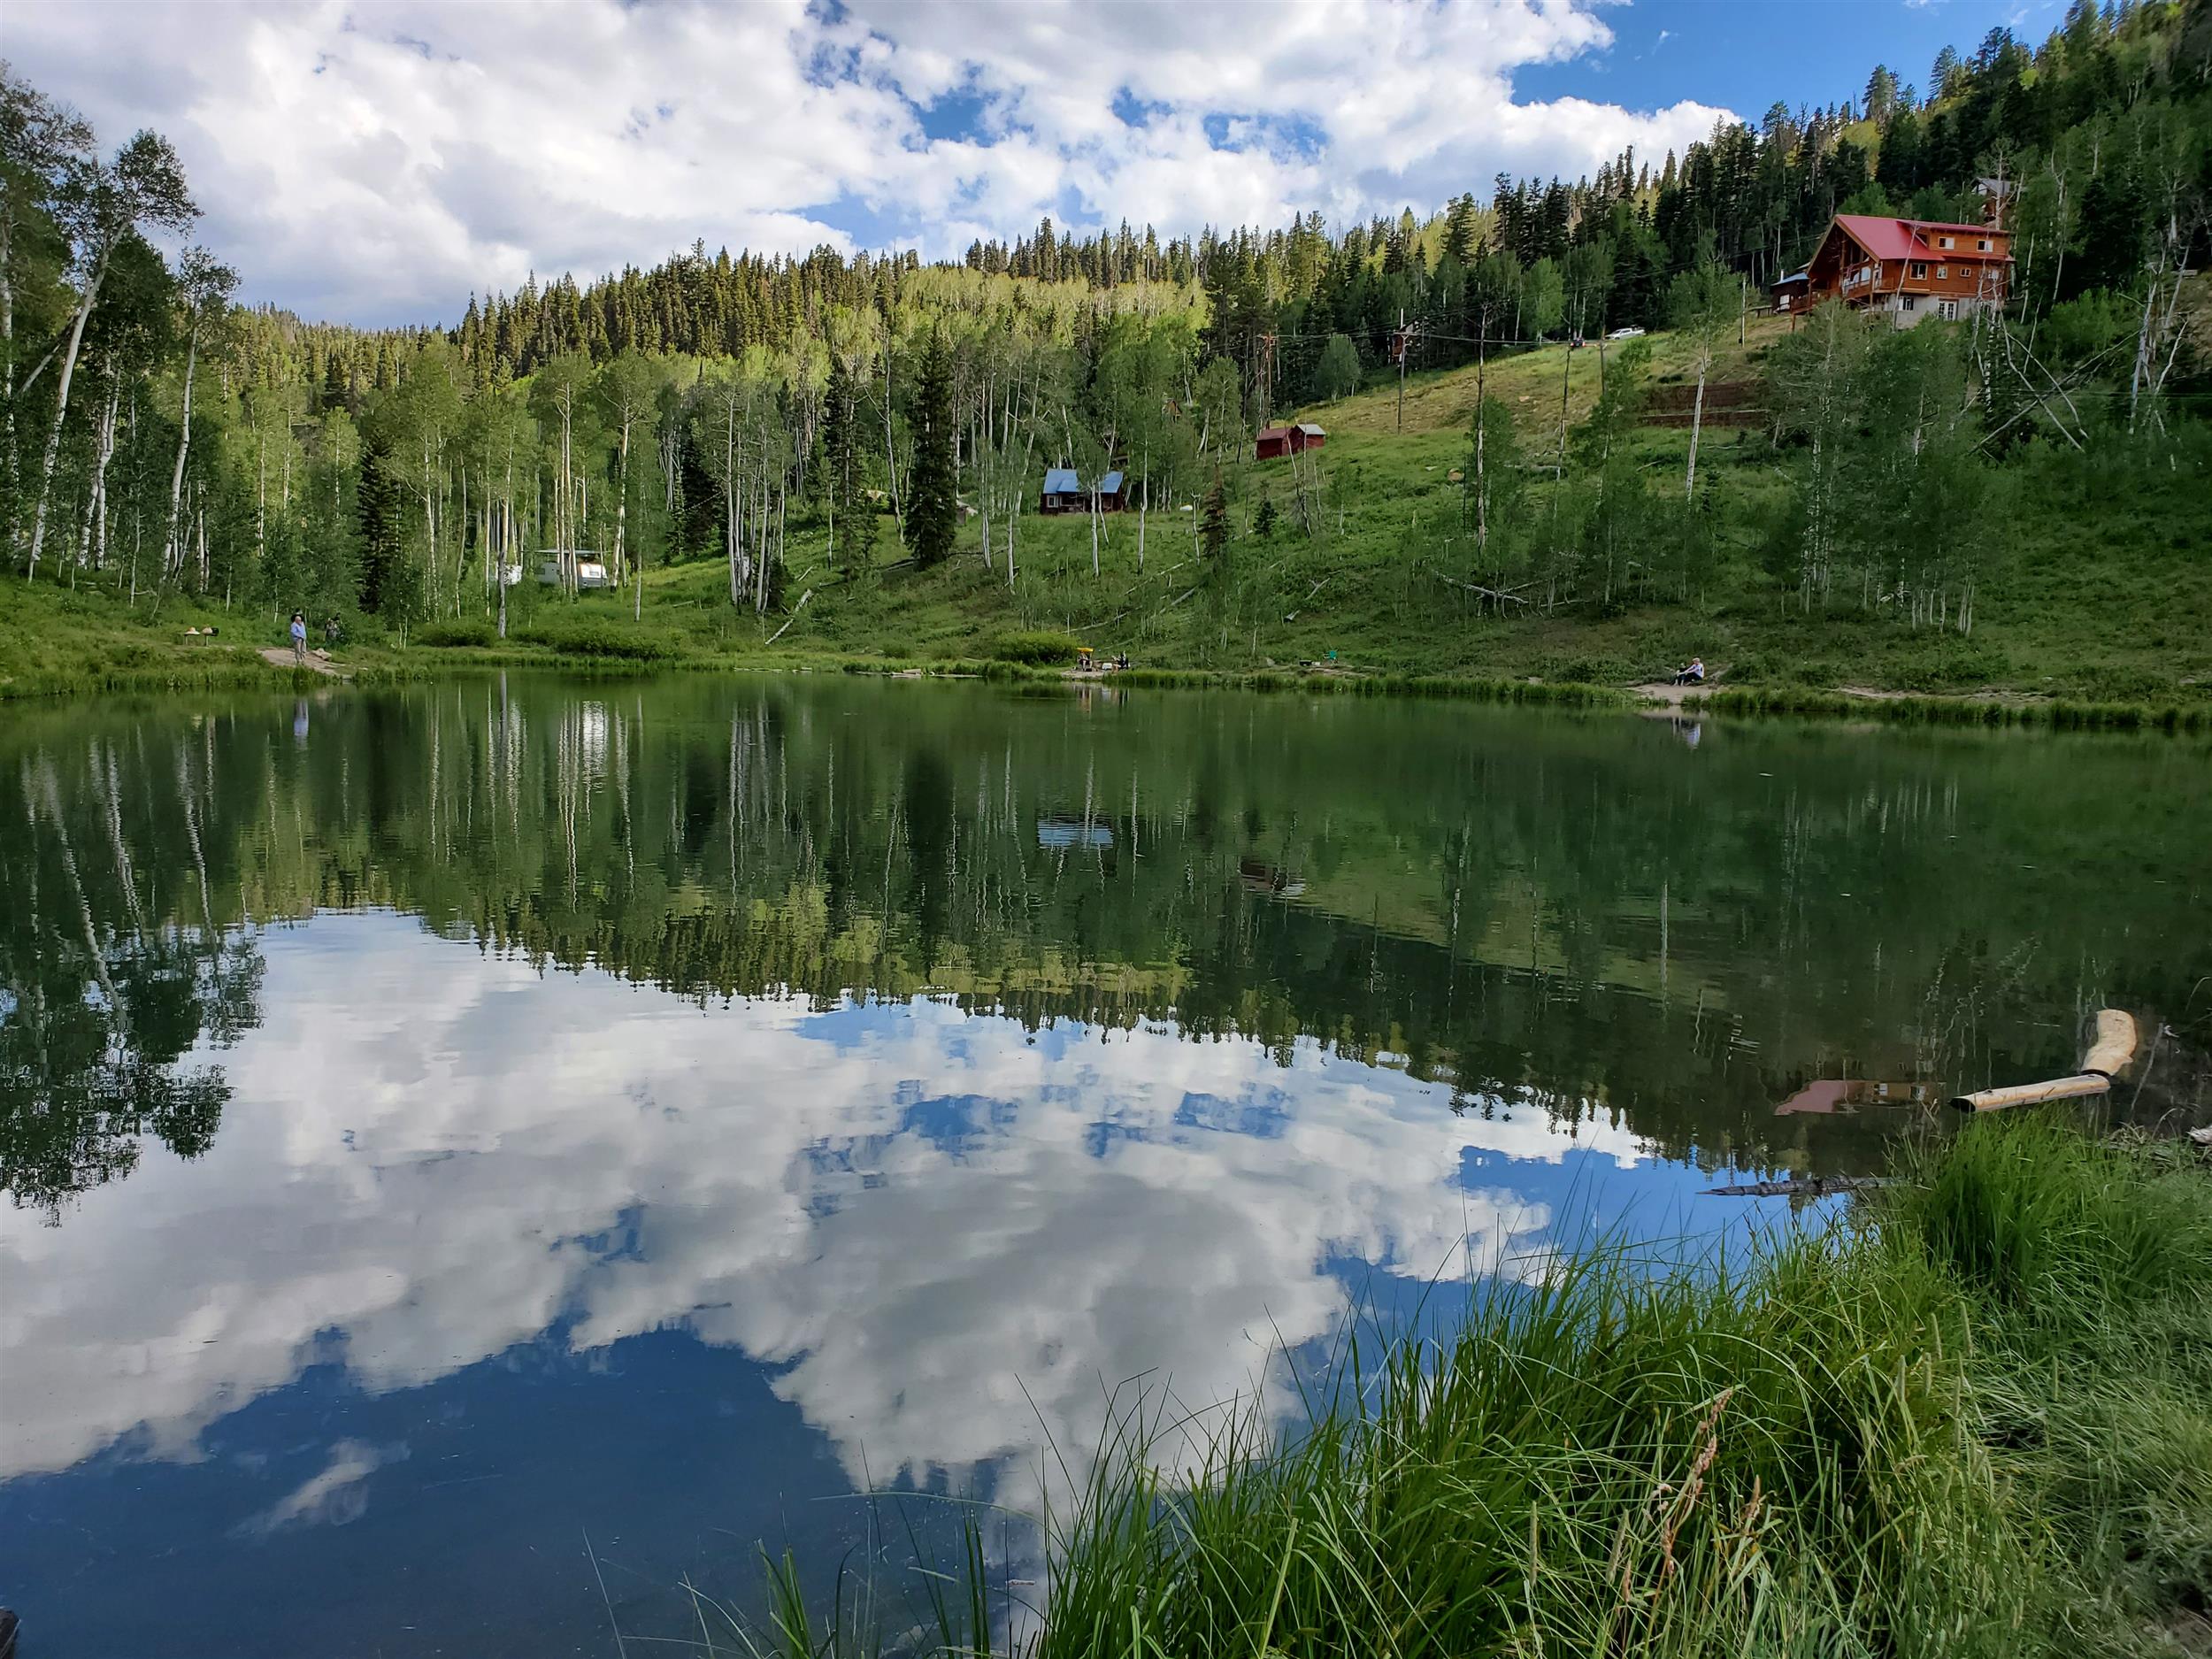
[259,647,349,679]
[1632,680,1706,706]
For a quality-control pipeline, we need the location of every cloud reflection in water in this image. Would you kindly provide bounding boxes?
[4,911,1669,1515]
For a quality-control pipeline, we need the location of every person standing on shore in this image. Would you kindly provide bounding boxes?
[289,611,307,664]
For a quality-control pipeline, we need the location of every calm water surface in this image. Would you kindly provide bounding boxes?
[4,677,2208,1655]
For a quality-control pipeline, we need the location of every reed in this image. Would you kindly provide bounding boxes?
[710,1116,2212,1658]
[1686,686,2212,733]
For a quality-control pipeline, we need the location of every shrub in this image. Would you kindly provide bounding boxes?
[1543,653,1634,686]
[516,620,678,661]
[988,630,1085,666]
[1899,641,2015,690]
[415,619,496,649]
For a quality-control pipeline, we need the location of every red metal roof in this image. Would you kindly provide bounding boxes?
[1832,215,2009,264]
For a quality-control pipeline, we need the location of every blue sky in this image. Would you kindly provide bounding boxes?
[1517,0,2044,120]
[11,0,2040,324]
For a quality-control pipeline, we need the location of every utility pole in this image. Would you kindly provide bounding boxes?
[1557,285,1576,482]
[1473,306,1488,551]
[1395,308,1409,433]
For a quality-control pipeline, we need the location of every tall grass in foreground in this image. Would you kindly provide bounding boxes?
[696,1116,2212,1658]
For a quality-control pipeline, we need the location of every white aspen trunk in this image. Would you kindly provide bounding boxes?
[422,431,437,616]
[881,349,902,533]
[86,378,119,574]
[756,475,773,615]
[92,414,113,574]
[725,399,741,607]
[27,258,104,580]
[126,389,141,603]
[2129,270,2159,430]
[560,403,574,594]
[1,203,15,549]
[499,434,514,639]
[159,319,202,583]
[456,465,468,614]
[615,419,631,592]
[72,465,96,586]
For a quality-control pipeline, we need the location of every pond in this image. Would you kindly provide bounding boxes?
[3,676,2207,1655]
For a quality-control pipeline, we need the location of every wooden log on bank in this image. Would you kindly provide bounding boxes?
[2078,1008,2138,1079]
[1949,1073,2115,1113]
[1950,1010,2138,1113]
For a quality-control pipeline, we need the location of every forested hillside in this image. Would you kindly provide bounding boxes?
[1,0,2208,693]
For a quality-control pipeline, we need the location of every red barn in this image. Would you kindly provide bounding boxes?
[1256,422,1326,460]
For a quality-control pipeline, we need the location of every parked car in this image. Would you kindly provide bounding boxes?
[1606,326,1646,340]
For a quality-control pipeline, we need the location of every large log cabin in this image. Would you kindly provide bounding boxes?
[1781,213,2011,326]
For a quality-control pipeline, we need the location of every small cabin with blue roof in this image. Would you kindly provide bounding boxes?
[1041,468,1082,512]
[1039,467,1131,514]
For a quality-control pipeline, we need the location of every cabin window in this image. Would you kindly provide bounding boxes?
[1937,235,1955,249]
[1909,262,1929,280]
[1936,265,1948,280]
[1977,238,1992,251]
[1939,299,1959,320]
[1901,295,1917,311]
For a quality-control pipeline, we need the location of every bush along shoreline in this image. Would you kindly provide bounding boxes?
[693,1114,2212,1659]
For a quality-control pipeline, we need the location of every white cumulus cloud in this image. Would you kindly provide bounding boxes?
[5,0,1736,325]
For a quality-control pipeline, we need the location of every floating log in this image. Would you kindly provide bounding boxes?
[1950,1010,2138,1112]
[1703,1174,1886,1199]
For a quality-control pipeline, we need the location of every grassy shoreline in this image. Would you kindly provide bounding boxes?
[8,580,2212,735]
[711,1115,2212,1658]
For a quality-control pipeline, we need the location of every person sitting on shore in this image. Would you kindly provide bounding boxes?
[1671,657,1706,686]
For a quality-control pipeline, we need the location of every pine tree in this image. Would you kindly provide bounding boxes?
[1863,65,1901,126]
[1932,44,1962,98]
[1442,194,1481,268]
[1200,472,1229,564]
[903,333,956,568]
